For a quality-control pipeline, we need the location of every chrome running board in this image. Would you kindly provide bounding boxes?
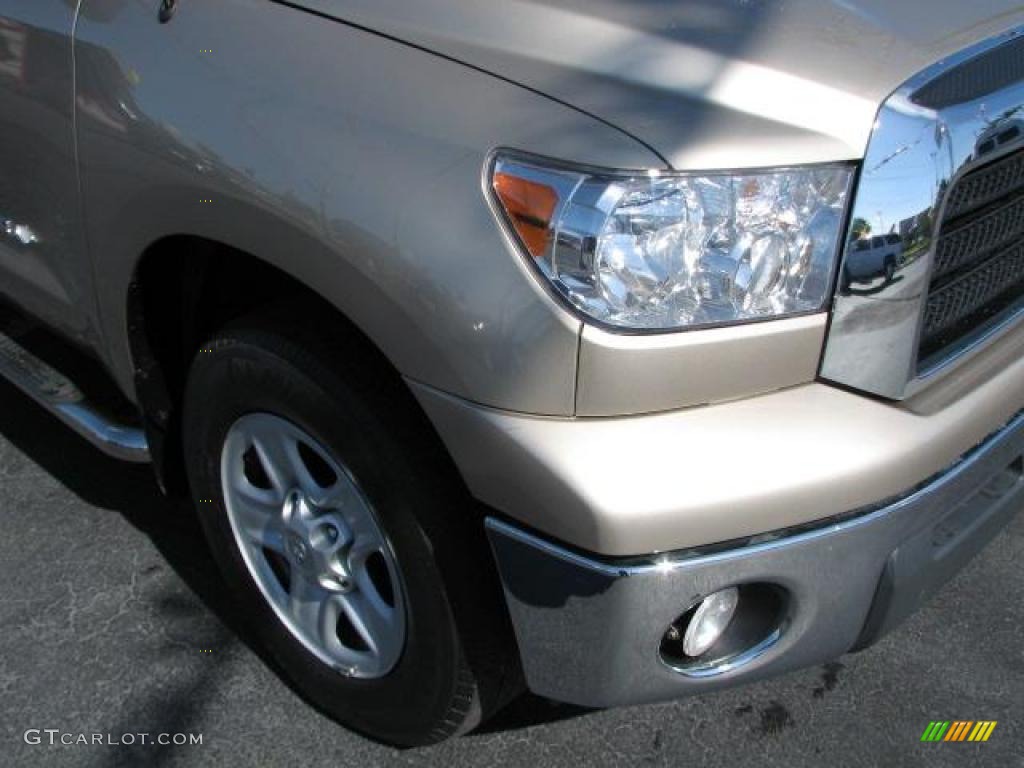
[0,327,149,463]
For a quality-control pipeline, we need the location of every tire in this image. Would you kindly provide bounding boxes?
[840,266,852,293]
[181,308,519,746]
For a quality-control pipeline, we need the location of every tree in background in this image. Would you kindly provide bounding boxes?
[850,217,872,240]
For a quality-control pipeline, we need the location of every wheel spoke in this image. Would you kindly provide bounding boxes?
[230,491,277,531]
[247,424,302,497]
[292,452,339,506]
[226,489,284,552]
[339,587,399,661]
[288,572,329,644]
[345,509,387,561]
[252,522,287,555]
[233,471,280,506]
[319,595,347,657]
[306,478,359,510]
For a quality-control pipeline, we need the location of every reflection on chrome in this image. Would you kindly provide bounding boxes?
[975,110,1023,159]
[842,233,903,291]
[821,27,1024,400]
[2,218,39,246]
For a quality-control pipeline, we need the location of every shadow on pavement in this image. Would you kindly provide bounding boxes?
[474,694,592,735]
[0,377,247,639]
[0,376,266,765]
[844,273,903,297]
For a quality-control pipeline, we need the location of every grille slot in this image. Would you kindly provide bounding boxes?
[933,194,1024,284]
[921,242,1024,362]
[919,148,1024,370]
[912,36,1024,110]
[943,150,1024,222]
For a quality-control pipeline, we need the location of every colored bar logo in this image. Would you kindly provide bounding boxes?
[921,721,997,742]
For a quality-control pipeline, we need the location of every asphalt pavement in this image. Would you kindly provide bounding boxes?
[0,375,1022,768]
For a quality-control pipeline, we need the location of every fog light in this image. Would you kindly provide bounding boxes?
[683,587,739,657]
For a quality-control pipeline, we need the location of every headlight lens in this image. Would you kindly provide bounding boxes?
[490,154,853,330]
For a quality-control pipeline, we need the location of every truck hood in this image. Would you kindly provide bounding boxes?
[295,0,1024,169]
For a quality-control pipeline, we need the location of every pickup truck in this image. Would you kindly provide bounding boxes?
[843,233,903,289]
[2,0,1023,748]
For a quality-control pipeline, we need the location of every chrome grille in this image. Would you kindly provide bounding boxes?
[821,28,1024,399]
[943,149,1024,221]
[933,193,1024,280]
[919,149,1024,367]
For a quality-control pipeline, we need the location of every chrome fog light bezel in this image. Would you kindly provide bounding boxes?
[660,583,789,677]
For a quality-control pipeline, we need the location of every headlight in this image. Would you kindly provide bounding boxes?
[489,152,853,331]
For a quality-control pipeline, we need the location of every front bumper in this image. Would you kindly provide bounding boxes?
[410,323,1024,557]
[486,411,1024,708]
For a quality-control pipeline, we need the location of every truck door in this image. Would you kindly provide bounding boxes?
[0,1,97,343]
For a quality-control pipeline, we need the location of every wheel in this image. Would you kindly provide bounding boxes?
[884,258,896,282]
[840,266,852,293]
[181,310,519,746]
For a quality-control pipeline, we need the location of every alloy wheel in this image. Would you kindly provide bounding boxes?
[220,412,407,678]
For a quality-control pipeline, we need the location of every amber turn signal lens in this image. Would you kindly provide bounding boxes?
[493,172,559,258]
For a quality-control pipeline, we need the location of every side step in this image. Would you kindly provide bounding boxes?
[0,326,149,463]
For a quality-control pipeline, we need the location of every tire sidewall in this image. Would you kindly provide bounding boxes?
[183,331,469,744]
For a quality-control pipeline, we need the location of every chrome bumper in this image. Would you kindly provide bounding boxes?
[486,411,1024,708]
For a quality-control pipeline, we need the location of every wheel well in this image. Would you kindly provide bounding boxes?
[127,236,419,494]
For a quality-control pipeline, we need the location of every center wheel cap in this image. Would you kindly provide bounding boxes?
[287,533,310,565]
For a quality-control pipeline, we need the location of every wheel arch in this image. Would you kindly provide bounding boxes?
[124,232,445,495]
